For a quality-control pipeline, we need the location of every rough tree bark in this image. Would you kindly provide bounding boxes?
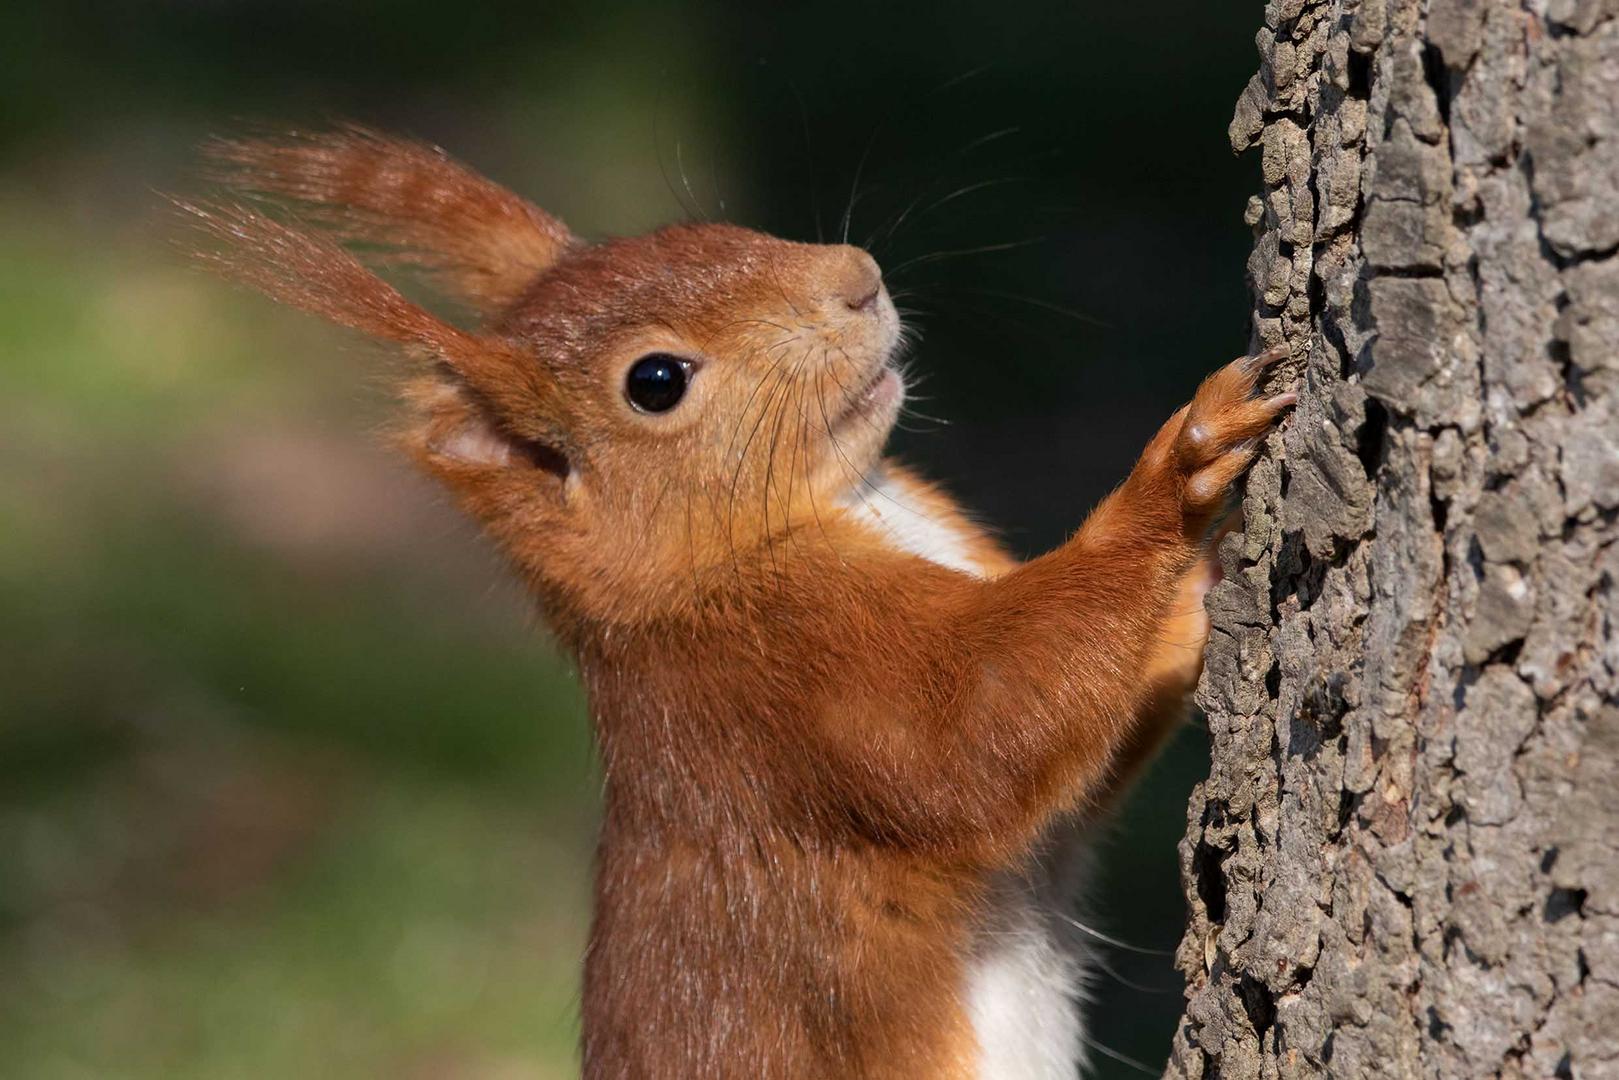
[1164,1,1619,1077]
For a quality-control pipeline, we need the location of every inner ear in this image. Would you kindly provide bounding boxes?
[425,393,571,487]
[430,410,515,468]
[509,436,570,480]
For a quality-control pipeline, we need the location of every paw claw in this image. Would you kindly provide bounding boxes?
[1237,345,1290,380]
[1163,352,1298,534]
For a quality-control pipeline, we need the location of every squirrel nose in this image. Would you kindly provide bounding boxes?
[830,247,883,312]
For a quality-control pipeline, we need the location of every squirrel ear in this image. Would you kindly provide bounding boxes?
[179,199,565,430]
[404,376,572,491]
[200,126,574,315]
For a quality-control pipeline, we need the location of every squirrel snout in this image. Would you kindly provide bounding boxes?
[827,247,883,312]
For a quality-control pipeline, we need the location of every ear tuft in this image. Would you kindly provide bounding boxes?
[179,198,486,364]
[177,197,561,429]
[200,125,574,315]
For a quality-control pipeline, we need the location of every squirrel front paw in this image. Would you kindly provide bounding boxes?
[1141,345,1295,539]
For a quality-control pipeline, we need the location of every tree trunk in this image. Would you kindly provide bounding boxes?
[1165,1,1619,1077]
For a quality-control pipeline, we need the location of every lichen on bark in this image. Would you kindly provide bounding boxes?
[1166,1,1619,1077]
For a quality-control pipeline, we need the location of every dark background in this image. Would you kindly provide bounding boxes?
[0,1,1259,1075]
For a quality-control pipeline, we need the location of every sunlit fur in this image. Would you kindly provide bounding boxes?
[185,128,1291,1079]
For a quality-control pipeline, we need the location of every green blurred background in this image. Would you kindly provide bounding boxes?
[0,2,1260,1076]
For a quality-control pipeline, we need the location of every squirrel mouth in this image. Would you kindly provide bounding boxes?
[834,363,902,427]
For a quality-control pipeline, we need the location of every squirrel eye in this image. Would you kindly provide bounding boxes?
[625,353,689,414]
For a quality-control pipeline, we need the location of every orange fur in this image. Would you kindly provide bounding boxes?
[184,128,1292,1079]
[201,126,574,313]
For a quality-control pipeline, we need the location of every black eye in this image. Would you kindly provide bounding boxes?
[625,353,689,414]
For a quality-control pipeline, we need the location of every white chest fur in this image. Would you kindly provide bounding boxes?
[839,469,1093,1079]
[835,468,984,575]
[967,857,1092,1080]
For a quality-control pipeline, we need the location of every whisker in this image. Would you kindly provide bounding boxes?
[762,349,813,574]
[823,349,885,438]
[1089,951,1178,995]
[653,92,700,222]
[869,175,1026,253]
[683,480,702,611]
[956,124,1022,157]
[721,341,801,570]
[930,63,992,95]
[815,356,882,522]
[708,143,727,217]
[765,250,807,320]
[698,316,801,342]
[917,176,1026,219]
[927,285,1111,329]
[1053,911,1175,956]
[864,116,1041,254]
[842,64,995,246]
[820,351,927,518]
[797,370,840,560]
[622,467,680,571]
[675,138,706,222]
[722,337,800,464]
[1078,1033,1160,1076]
[884,237,1046,279]
[729,348,805,574]
[783,360,814,555]
[789,80,824,244]
[841,142,873,244]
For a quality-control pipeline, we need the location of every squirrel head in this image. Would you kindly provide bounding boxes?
[184,128,906,622]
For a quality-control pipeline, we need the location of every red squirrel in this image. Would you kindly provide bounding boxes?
[184,127,1293,1080]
